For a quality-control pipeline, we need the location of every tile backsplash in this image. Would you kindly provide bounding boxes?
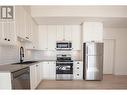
[33,50,82,61]
[0,40,82,65]
[0,41,34,65]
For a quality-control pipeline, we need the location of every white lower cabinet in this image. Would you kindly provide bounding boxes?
[73,61,83,80]
[30,62,42,89]
[30,64,37,89]
[42,61,56,80]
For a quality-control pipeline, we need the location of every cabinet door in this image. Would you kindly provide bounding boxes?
[26,13,33,41]
[33,21,39,49]
[0,22,2,40]
[30,64,37,89]
[83,22,103,42]
[56,25,64,41]
[38,25,48,50]
[64,25,72,41]
[42,62,49,80]
[49,62,56,80]
[72,25,81,50]
[7,21,16,45]
[47,25,57,50]
[15,6,20,37]
[36,63,41,86]
[16,7,26,39]
[1,21,16,45]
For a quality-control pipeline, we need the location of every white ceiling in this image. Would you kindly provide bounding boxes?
[33,17,127,28]
[30,6,127,28]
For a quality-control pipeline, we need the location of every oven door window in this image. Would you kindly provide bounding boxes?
[56,64,73,74]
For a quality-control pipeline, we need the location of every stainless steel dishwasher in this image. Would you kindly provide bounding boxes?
[11,67,30,89]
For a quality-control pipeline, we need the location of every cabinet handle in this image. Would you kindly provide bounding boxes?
[77,67,79,69]
[77,74,79,76]
[77,62,79,64]
[4,38,7,40]
[36,65,38,67]
[26,37,29,39]
[8,39,10,41]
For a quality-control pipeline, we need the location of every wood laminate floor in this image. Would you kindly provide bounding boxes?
[37,75,127,89]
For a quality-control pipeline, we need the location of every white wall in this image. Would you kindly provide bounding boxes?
[0,41,34,65]
[104,28,127,75]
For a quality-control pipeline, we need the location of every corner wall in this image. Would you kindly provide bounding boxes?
[104,28,127,75]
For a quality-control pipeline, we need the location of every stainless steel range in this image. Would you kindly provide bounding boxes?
[56,54,73,80]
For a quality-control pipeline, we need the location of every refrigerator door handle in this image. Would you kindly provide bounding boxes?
[86,46,88,55]
[86,56,88,70]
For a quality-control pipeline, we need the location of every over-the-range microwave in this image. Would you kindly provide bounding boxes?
[56,41,72,50]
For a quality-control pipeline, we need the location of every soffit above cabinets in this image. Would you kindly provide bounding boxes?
[33,17,127,28]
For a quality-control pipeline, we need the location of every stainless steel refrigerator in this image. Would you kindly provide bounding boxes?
[83,42,103,80]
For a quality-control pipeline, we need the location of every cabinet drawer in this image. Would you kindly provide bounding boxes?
[73,73,83,80]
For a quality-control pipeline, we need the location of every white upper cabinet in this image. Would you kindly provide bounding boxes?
[0,6,16,46]
[32,21,39,49]
[38,25,57,50]
[15,6,34,42]
[25,11,32,41]
[38,25,48,50]
[64,25,72,41]
[0,21,16,46]
[47,25,57,50]
[72,25,81,50]
[56,25,64,41]
[38,24,81,50]
[56,25,72,41]
[83,22,103,42]
[25,20,39,50]
[15,7,26,39]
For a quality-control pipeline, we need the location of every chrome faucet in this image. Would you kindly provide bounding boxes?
[20,46,24,63]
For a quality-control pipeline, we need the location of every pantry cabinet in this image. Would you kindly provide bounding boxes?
[0,21,16,46]
[73,61,83,80]
[42,61,56,80]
